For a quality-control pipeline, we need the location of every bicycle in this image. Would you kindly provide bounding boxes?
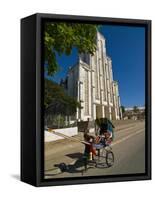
[82,142,114,172]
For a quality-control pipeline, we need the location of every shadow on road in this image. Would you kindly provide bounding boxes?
[65,152,83,159]
[45,152,109,177]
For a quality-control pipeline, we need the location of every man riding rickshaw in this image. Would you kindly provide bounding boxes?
[82,118,115,161]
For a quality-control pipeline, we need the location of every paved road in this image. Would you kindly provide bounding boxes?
[44,121,145,179]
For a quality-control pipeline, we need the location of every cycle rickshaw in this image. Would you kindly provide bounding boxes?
[82,118,115,171]
[50,118,115,175]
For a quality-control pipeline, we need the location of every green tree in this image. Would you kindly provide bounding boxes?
[121,106,125,114]
[133,106,139,113]
[44,22,98,75]
[44,79,81,116]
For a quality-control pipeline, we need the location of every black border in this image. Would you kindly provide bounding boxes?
[21,14,37,185]
[21,13,151,187]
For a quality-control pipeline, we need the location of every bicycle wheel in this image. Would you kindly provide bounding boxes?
[95,148,106,168]
[106,150,114,167]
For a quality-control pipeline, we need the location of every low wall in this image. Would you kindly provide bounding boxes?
[89,128,95,133]
[45,127,78,142]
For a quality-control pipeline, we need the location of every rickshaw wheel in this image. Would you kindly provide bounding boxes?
[95,148,106,167]
[106,151,114,167]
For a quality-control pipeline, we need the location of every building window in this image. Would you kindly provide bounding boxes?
[81,53,90,65]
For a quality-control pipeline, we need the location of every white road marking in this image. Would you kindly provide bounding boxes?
[111,128,144,147]
[115,124,144,134]
[68,129,144,165]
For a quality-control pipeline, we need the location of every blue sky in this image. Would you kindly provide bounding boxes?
[100,25,145,107]
[45,25,145,108]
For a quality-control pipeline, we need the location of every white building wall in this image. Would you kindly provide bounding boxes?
[88,70,92,117]
[66,31,122,121]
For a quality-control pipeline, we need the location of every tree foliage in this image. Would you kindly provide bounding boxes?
[44,22,98,75]
[44,79,81,116]
[121,106,125,114]
[133,106,139,113]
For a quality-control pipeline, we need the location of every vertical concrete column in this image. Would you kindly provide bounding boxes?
[76,108,79,121]
[80,101,84,121]
[93,104,96,120]
[92,71,95,87]
[104,63,108,102]
[101,90,104,105]
[96,51,100,100]
[109,106,112,120]
[88,71,91,116]
[102,105,105,118]
[115,107,118,119]
[92,87,95,102]
[118,96,122,119]
[119,107,123,119]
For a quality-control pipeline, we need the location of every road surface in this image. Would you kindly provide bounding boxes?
[44,121,145,179]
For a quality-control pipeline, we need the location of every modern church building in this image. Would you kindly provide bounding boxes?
[61,31,122,121]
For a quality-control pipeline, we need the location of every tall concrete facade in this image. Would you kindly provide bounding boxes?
[62,31,122,121]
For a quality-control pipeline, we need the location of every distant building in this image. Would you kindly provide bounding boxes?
[125,106,145,112]
[61,31,122,121]
[124,106,145,120]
